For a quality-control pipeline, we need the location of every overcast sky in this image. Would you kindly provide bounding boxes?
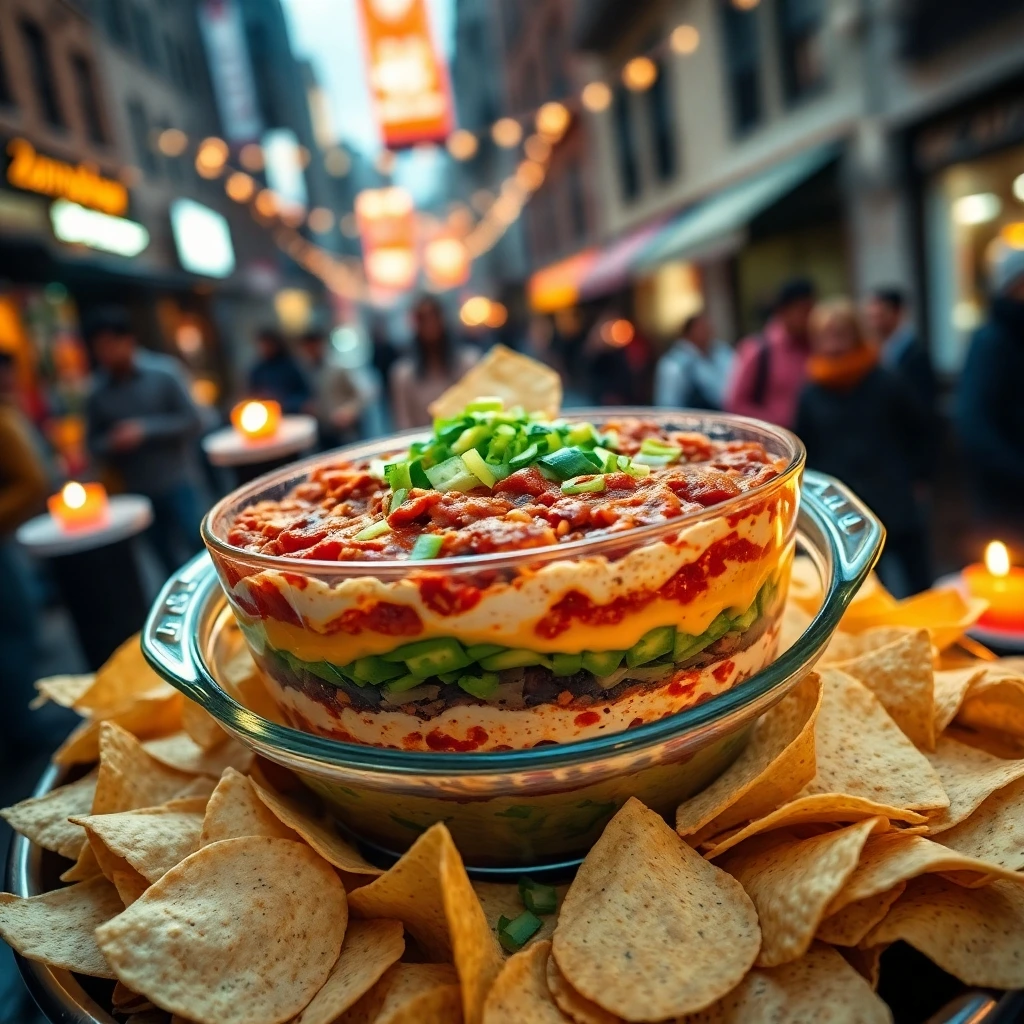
[279,0,456,156]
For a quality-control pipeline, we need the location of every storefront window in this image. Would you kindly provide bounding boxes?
[927,143,1024,373]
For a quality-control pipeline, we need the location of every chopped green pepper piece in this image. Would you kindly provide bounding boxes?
[382,673,429,694]
[551,653,583,676]
[409,460,432,489]
[626,626,676,668]
[457,672,500,699]
[353,520,392,542]
[518,877,558,915]
[508,442,540,471]
[537,446,602,481]
[465,397,504,412]
[410,534,444,560]
[350,656,406,685]
[466,643,504,660]
[381,637,472,676]
[462,448,496,488]
[425,456,482,493]
[497,911,542,953]
[581,650,625,676]
[451,424,491,455]
[480,649,550,671]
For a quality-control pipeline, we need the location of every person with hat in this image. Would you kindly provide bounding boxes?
[957,245,1024,542]
[724,277,817,429]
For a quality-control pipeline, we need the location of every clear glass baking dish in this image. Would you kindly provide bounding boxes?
[143,432,882,870]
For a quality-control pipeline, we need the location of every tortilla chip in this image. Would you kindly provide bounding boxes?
[31,673,94,709]
[472,880,565,954]
[866,875,1024,988]
[553,798,760,1020]
[250,779,380,876]
[678,943,891,1023]
[807,669,947,811]
[293,920,405,1024]
[142,731,253,777]
[958,672,1024,738]
[924,734,1024,833]
[816,883,906,946]
[827,831,1024,926]
[936,775,1024,870]
[839,587,985,651]
[778,600,812,655]
[349,823,502,1024]
[832,629,935,749]
[53,695,184,765]
[838,945,886,992]
[171,776,218,802]
[111,867,150,907]
[351,963,462,1024]
[200,768,299,846]
[934,666,986,733]
[0,875,122,978]
[93,722,197,816]
[73,802,205,884]
[95,837,347,1024]
[0,770,97,859]
[181,699,227,751]
[677,674,821,841]
[429,344,562,419]
[545,953,619,1024]
[821,626,920,666]
[472,941,563,1024]
[78,635,178,713]
[720,818,885,967]
[701,795,923,859]
[112,981,155,1013]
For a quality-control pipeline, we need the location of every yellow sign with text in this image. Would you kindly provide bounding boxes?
[5,138,128,216]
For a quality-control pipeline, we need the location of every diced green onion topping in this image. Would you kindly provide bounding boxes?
[561,475,606,495]
[388,487,408,512]
[497,911,542,953]
[385,462,412,491]
[410,534,444,560]
[465,397,504,412]
[537,446,602,481]
[518,877,558,916]
[461,448,497,488]
[353,520,392,541]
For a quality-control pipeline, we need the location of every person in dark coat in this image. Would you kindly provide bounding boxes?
[866,287,937,417]
[247,328,311,414]
[795,298,932,596]
[957,246,1024,545]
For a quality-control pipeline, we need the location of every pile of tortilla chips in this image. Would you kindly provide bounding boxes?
[3,565,1024,1024]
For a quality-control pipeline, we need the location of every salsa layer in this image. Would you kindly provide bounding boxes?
[226,410,785,563]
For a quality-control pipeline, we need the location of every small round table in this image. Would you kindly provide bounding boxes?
[202,415,318,484]
[17,495,154,671]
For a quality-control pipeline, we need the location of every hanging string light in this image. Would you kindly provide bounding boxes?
[491,117,523,148]
[670,24,700,55]
[580,81,613,113]
[622,56,658,91]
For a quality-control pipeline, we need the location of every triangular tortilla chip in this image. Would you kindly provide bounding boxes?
[924,734,1024,833]
[351,963,461,1024]
[832,629,935,749]
[142,731,253,777]
[76,635,178,714]
[429,344,561,419]
[676,673,821,841]
[936,774,1024,871]
[866,876,1024,988]
[1,770,97,859]
[181,698,227,751]
[838,587,985,651]
[934,666,985,734]
[545,952,619,1024]
[552,798,760,1020]
[348,823,502,1024]
[53,695,184,765]
[0,875,122,978]
[720,818,885,967]
[816,883,906,947]
[200,768,299,846]
[472,880,565,956]
[480,942,568,1024]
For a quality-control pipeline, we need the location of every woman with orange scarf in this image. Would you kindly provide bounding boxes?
[795,299,932,595]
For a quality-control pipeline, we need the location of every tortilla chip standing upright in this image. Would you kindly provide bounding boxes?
[481,941,570,1024]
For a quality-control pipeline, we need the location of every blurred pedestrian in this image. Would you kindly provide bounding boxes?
[390,297,477,429]
[298,329,365,450]
[725,277,816,428]
[248,328,311,414]
[795,299,932,595]
[957,245,1024,544]
[84,307,202,575]
[655,310,734,410]
[866,287,937,416]
[0,349,49,760]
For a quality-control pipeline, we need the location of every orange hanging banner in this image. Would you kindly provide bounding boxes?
[357,0,453,149]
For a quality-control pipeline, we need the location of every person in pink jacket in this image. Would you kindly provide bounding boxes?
[724,278,816,429]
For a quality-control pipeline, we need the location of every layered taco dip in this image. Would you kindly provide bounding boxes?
[204,353,802,752]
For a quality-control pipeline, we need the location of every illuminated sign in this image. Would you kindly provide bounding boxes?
[355,186,417,290]
[50,200,149,257]
[198,0,263,142]
[262,128,308,214]
[6,138,128,216]
[358,0,453,148]
[170,198,235,278]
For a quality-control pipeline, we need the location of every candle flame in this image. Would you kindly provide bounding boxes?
[985,540,1010,578]
[62,481,87,509]
[239,401,270,434]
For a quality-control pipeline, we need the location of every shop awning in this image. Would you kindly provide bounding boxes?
[636,145,837,269]
[527,249,599,312]
[578,219,667,301]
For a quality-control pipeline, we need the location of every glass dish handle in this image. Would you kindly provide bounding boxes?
[801,470,885,592]
[141,551,212,696]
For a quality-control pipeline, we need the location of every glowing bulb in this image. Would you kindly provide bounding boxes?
[446,129,478,161]
[536,102,571,140]
[225,172,255,203]
[985,540,1011,578]
[157,128,188,156]
[62,481,87,509]
[670,24,700,55]
[460,296,492,327]
[952,193,1001,226]
[581,81,612,113]
[239,402,269,434]
[622,56,657,92]
[491,118,523,148]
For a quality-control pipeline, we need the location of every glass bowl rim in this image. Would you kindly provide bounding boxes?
[201,407,806,576]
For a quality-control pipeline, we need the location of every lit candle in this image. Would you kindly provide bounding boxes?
[48,481,109,531]
[231,399,281,441]
[963,541,1024,632]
